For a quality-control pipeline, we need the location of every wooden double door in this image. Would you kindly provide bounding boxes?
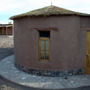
[39,37,50,61]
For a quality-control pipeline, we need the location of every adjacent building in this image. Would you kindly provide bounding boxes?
[0,24,13,35]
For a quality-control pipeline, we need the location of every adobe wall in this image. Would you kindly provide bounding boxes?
[80,17,90,28]
[14,16,86,76]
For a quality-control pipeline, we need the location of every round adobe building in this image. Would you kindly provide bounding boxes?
[10,6,90,77]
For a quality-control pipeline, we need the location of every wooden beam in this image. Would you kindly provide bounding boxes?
[31,27,58,31]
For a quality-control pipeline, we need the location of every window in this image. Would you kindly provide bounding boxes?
[39,31,50,61]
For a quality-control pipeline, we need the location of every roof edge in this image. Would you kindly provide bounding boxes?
[10,5,90,20]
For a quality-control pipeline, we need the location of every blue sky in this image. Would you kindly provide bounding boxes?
[0,0,90,24]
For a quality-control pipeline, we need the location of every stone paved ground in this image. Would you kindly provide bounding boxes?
[0,55,90,89]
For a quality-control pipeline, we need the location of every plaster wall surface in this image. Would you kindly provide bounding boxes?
[14,16,86,71]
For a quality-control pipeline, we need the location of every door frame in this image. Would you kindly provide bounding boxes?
[39,37,50,61]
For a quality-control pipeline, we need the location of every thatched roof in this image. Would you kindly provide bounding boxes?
[10,5,90,20]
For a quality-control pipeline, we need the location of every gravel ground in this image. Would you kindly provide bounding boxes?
[0,35,13,48]
[0,35,14,60]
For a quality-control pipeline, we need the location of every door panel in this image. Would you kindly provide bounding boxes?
[41,40,44,50]
[86,32,90,74]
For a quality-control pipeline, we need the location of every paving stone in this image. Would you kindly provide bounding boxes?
[0,55,90,89]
